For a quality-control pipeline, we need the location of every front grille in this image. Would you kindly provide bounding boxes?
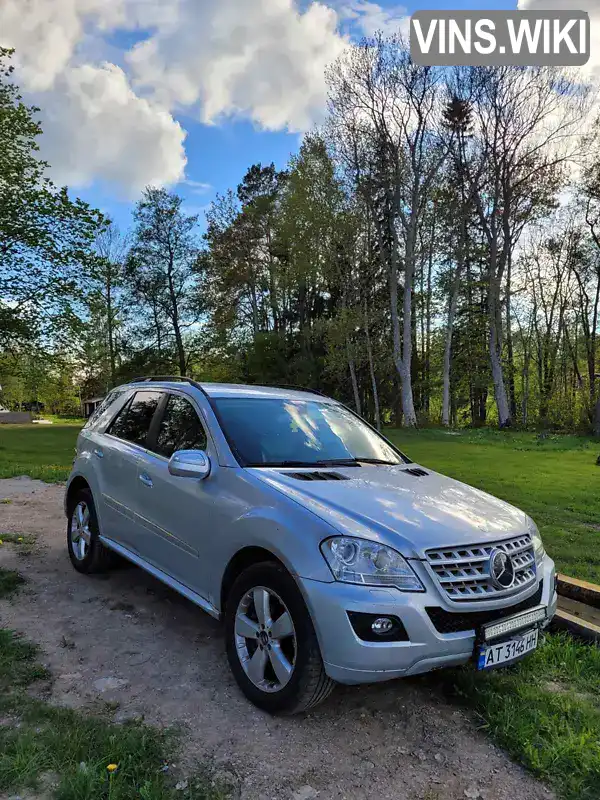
[425,534,536,602]
[426,581,543,634]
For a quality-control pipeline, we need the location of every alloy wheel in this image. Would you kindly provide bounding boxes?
[234,586,297,693]
[70,501,92,561]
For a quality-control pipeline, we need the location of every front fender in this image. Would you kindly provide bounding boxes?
[218,505,336,584]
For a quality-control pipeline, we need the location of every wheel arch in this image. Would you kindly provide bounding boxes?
[220,546,288,613]
[65,475,91,516]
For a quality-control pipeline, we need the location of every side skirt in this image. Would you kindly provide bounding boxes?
[99,536,221,621]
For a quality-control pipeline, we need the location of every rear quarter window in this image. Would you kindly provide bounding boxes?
[83,390,127,430]
[107,391,163,448]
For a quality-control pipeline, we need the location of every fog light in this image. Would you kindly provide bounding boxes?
[371,617,394,635]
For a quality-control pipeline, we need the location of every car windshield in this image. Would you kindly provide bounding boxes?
[213,397,407,467]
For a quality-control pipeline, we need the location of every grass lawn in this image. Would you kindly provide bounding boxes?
[0,422,82,482]
[440,632,600,800]
[387,428,600,585]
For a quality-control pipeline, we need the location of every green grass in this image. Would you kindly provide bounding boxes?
[441,633,600,800]
[0,567,25,598]
[0,423,81,482]
[0,569,228,800]
[38,415,87,425]
[387,428,600,584]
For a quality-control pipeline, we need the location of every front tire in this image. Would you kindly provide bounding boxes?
[67,488,114,574]
[225,562,335,714]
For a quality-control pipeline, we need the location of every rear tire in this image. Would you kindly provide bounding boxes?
[67,488,115,574]
[225,561,335,714]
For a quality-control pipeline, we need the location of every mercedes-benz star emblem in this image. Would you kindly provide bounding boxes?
[489,548,515,589]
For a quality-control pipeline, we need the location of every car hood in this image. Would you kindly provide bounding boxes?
[251,464,528,559]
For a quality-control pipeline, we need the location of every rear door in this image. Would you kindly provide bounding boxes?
[132,392,217,596]
[97,390,164,551]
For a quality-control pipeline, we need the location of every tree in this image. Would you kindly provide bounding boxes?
[327,35,448,426]
[0,48,103,356]
[126,188,202,376]
[441,94,474,427]
[92,222,127,386]
[461,66,588,427]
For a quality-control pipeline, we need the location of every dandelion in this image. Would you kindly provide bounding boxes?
[107,763,119,800]
[17,537,23,542]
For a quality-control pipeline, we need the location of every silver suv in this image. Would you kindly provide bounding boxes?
[65,378,557,713]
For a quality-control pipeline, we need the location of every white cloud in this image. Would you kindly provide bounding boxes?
[40,63,186,194]
[0,0,133,91]
[337,1,409,38]
[0,0,351,192]
[0,0,187,194]
[127,0,348,132]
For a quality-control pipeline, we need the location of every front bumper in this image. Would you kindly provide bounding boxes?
[299,554,556,684]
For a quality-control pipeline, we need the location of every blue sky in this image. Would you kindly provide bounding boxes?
[2,0,527,233]
[72,0,519,233]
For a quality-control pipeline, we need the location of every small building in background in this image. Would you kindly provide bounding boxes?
[83,396,104,418]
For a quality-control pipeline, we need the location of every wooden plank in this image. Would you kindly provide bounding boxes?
[558,596,600,628]
[557,573,600,610]
[552,606,600,644]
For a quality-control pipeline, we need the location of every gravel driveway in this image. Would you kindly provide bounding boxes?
[0,478,553,800]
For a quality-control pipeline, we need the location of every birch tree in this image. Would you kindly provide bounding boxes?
[462,66,588,426]
[327,35,447,426]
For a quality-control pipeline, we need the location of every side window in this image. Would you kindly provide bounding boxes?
[83,389,126,430]
[108,391,163,447]
[155,395,208,458]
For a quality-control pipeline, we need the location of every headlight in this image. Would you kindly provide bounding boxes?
[320,536,424,592]
[527,518,545,564]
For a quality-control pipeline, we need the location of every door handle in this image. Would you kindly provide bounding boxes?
[93,448,104,459]
[139,473,153,488]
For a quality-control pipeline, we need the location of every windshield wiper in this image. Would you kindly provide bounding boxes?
[250,457,400,468]
[249,459,361,468]
[315,459,362,467]
[355,458,400,465]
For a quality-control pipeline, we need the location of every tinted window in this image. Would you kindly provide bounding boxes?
[213,398,405,467]
[108,391,162,447]
[84,389,126,429]
[155,395,207,458]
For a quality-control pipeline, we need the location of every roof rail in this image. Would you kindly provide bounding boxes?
[132,375,193,384]
[130,376,211,399]
[252,383,330,398]
[130,377,329,400]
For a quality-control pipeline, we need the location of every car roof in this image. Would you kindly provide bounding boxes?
[123,380,337,403]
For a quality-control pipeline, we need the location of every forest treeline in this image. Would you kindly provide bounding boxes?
[1,38,600,433]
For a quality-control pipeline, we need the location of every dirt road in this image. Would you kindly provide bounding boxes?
[0,478,552,800]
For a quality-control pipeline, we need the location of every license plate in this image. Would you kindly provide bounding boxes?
[477,628,538,670]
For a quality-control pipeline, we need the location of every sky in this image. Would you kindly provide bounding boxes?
[0,0,597,231]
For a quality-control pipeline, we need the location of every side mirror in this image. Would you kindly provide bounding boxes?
[168,450,211,480]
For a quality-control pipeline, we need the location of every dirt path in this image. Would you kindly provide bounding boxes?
[0,478,553,800]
